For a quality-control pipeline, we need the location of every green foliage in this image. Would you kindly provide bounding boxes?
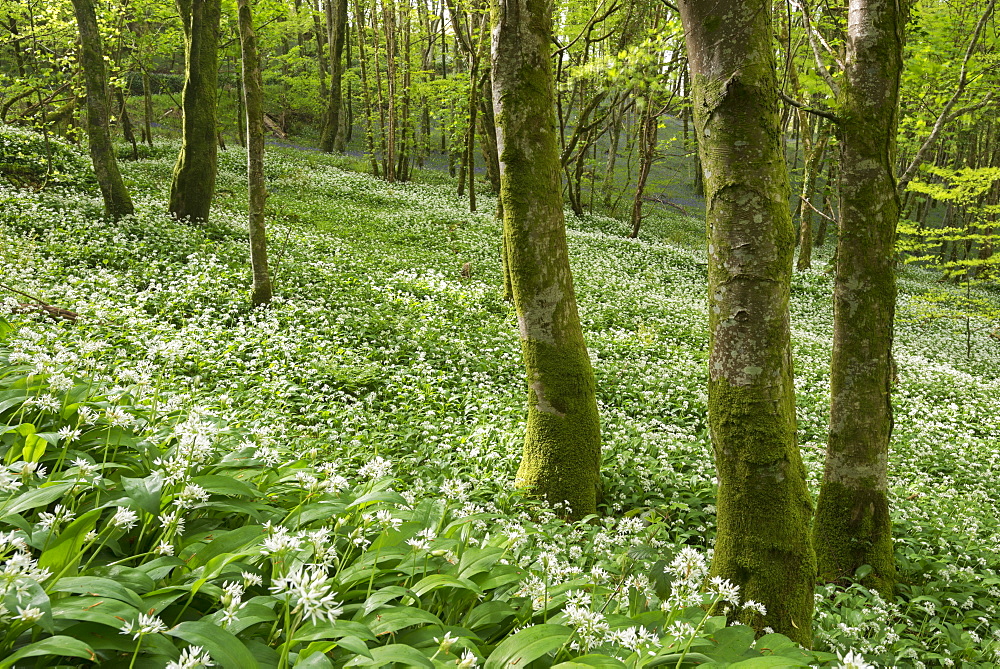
[0,128,998,666]
[0,124,96,191]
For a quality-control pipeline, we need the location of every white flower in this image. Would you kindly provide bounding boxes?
[358,455,393,480]
[708,576,740,606]
[38,504,75,532]
[15,605,43,623]
[166,645,214,668]
[742,599,767,616]
[242,571,263,587]
[456,649,478,668]
[154,541,174,556]
[57,425,81,443]
[119,612,167,639]
[270,565,343,625]
[836,649,875,669]
[111,507,139,530]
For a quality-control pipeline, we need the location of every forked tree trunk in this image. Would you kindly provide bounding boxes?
[169,0,221,223]
[70,0,134,219]
[679,0,815,645]
[237,0,272,307]
[493,0,602,519]
[813,0,905,598]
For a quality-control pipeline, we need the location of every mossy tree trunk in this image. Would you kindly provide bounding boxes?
[237,0,272,307]
[492,0,602,519]
[169,0,221,223]
[319,0,347,153]
[813,0,905,598]
[678,0,816,645]
[70,0,134,220]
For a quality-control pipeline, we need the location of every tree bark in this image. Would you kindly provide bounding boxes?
[169,0,221,223]
[320,0,348,152]
[678,0,815,645]
[237,0,272,307]
[813,0,905,598]
[70,0,134,219]
[493,0,602,519]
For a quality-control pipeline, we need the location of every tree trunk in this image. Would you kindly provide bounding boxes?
[142,70,154,146]
[237,0,272,307]
[115,88,139,160]
[629,100,657,238]
[813,0,905,599]
[70,0,134,220]
[796,120,829,271]
[678,0,815,645]
[320,0,347,152]
[169,0,221,223]
[493,0,602,519]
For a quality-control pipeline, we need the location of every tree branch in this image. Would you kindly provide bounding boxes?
[778,91,841,123]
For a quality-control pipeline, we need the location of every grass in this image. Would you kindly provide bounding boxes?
[1,125,999,667]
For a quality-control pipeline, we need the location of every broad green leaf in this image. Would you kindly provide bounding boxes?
[361,585,411,615]
[293,501,347,528]
[709,625,756,661]
[295,644,336,668]
[346,489,407,510]
[51,596,140,628]
[167,620,259,669]
[344,643,434,667]
[192,473,261,498]
[728,657,811,668]
[335,635,373,658]
[551,655,628,668]
[1,481,73,517]
[185,524,263,569]
[483,624,572,669]
[121,472,163,516]
[473,565,524,591]
[23,431,47,462]
[294,620,377,643]
[457,547,504,579]
[50,575,144,610]
[90,565,156,595]
[39,508,101,577]
[465,601,516,630]
[359,605,443,636]
[411,573,481,598]
[207,602,277,635]
[0,635,95,668]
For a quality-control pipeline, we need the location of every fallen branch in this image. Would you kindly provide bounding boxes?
[0,283,79,322]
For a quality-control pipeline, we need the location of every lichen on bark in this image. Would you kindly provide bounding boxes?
[679,0,816,645]
[492,0,602,519]
[813,0,905,598]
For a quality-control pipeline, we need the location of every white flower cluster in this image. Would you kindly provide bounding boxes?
[270,564,343,625]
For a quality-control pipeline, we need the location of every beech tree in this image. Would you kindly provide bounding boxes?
[492,0,602,518]
[169,0,222,223]
[678,0,816,644]
[70,0,134,219]
[813,0,906,597]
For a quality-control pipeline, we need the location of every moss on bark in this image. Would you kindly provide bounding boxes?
[679,0,815,646]
[70,0,134,220]
[813,0,905,599]
[169,0,221,223]
[493,0,602,519]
